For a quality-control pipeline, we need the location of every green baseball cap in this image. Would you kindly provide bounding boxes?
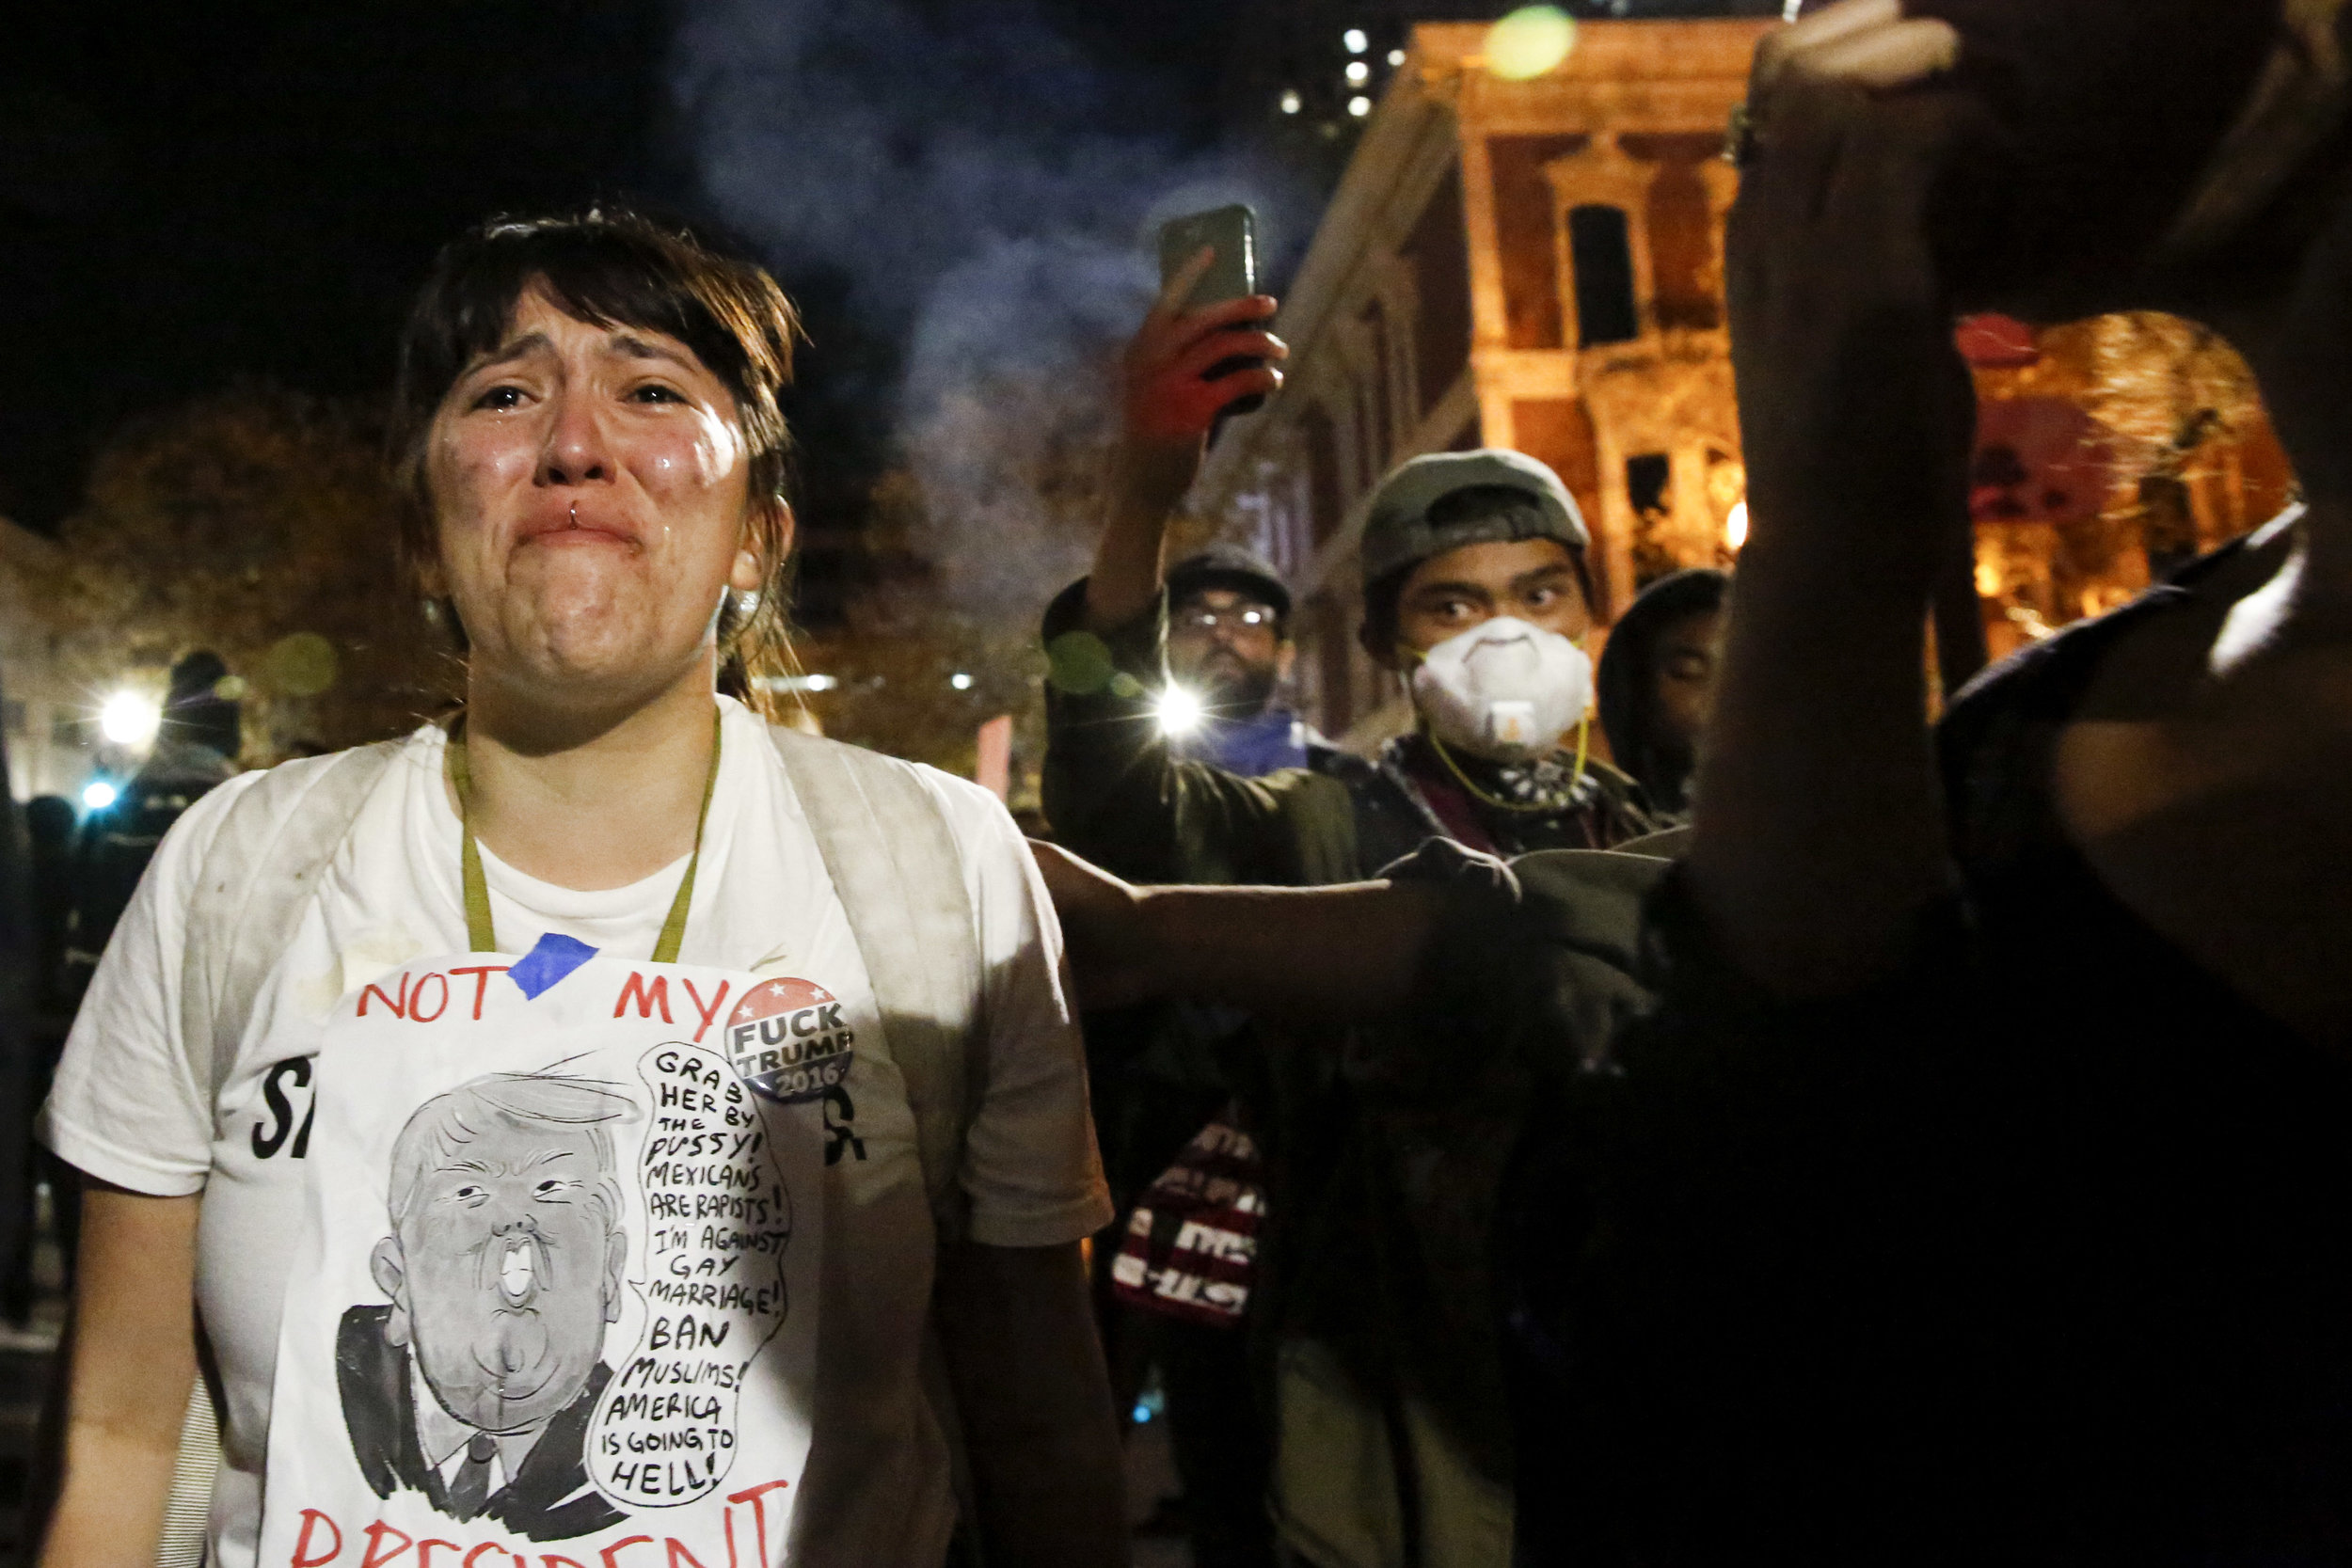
[1359,449,1589,589]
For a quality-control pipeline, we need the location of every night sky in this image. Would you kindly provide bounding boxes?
[0,0,1771,577]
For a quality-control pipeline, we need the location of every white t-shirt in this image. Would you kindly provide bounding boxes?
[40,696,1111,1568]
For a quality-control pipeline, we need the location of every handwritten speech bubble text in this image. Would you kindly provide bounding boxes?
[586,1044,792,1509]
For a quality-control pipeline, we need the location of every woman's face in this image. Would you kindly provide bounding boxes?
[424,287,771,708]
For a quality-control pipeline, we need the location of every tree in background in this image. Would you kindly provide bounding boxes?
[33,383,452,764]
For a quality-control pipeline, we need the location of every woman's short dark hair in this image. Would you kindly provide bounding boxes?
[389,208,804,712]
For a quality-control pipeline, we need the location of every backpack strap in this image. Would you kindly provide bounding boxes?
[765,727,986,1243]
[181,741,402,1104]
[158,740,397,1568]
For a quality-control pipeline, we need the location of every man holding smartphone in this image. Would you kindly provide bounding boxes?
[1041,243,1653,1568]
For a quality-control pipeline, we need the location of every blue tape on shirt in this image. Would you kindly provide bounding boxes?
[509,932,598,1000]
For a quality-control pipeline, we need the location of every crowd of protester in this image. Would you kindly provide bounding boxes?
[11,0,2352,1563]
[1035,0,2352,1561]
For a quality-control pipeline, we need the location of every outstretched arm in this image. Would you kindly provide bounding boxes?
[1030,839,1441,1022]
[1041,255,1306,885]
[1084,247,1286,632]
[1688,1,1982,998]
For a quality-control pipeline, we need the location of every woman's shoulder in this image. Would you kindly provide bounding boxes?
[750,720,1021,861]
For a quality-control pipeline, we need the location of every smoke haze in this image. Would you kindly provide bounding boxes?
[671,0,1313,618]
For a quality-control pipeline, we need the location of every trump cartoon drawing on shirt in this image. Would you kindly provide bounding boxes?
[335,1072,636,1542]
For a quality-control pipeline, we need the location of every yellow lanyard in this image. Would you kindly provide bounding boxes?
[446,708,723,962]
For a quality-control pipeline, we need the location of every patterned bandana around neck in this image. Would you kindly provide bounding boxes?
[1444,742,1593,816]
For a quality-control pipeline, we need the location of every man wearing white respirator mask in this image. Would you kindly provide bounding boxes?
[1045,448,1653,876]
[1041,251,1657,1567]
[1352,450,1654,854]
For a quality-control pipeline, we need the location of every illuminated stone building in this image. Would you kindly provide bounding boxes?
[1194,16,2296,740]
[1192,18,1769,742]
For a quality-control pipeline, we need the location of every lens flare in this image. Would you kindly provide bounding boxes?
[82,781,118,811]
[1486,7,1576,81]
[99,690,160,746]
[1154,685,1206,737]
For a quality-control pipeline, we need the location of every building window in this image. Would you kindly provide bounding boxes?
[1317,595,1356,735]
[1302,404,1343,547]
[1568,204,1640,346]
[1360,297,1392,472]
[1407,168,1471,417]
[1628,452,1677,585]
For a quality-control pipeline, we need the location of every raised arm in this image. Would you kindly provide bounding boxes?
[1041,259,1316,884]
[1084,247,1285,632]
[1687,8,1983,997]
[40,1183,202,1568]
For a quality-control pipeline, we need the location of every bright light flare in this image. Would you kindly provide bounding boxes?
[1279,87,1302,115]
[1154,685,1206,737]
[1345,60,1370,84]
[99,690,160,747]
[1347,95,1373,118]
[1343,28,1368,53]
[1486,7,1576,80]
[1724,501,1750,551]
[82,781,118,812]
[950,672,975,690]
[1388,48,1406,66]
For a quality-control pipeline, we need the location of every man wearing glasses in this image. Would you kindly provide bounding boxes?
[1160,545,1319,778]
[1040,273,1655,1568]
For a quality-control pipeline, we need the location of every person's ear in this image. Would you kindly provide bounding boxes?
[371,1236,412,1346]
[603,1227,628,1323]
[734,499,794,595]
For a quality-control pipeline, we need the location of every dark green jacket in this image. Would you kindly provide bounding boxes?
[1041,580,1655,890]
[1041,580,1657,1497]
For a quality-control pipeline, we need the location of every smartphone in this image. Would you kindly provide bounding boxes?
[1157,204,1266,417]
